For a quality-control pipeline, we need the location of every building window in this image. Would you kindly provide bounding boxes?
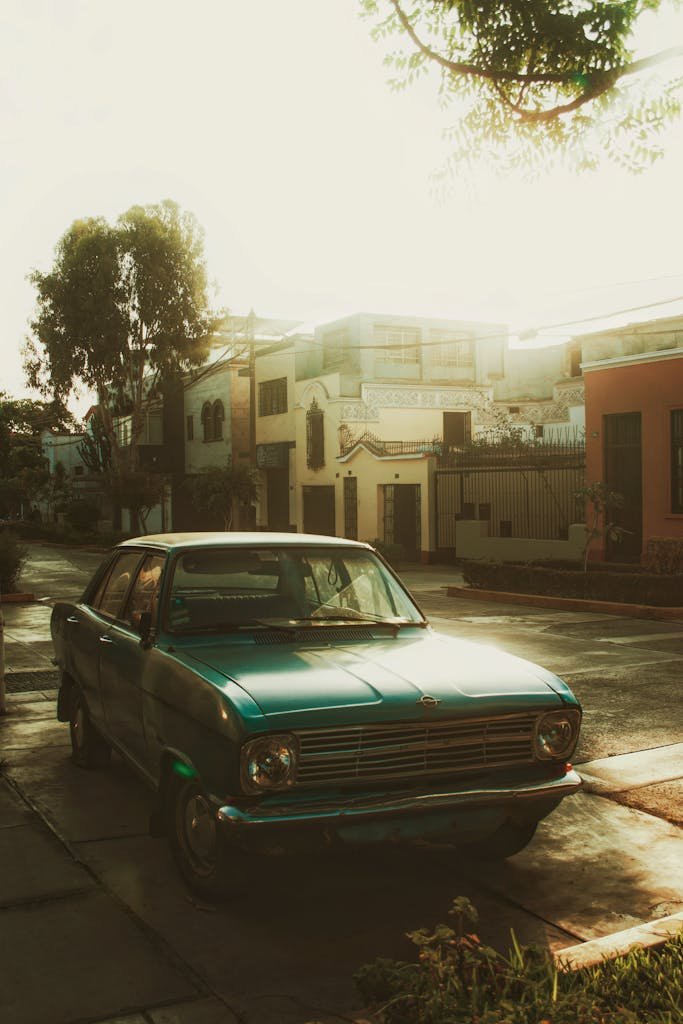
[306,398,325,470]
[374,324,420,364]
[343,477,358,540]
[201,402,213,442]
[258,377,288,416]
[672,409,683,513]
[322,328,351,369]
[430,331,474,369]
[213,400,224,440]
[187,415,194,441]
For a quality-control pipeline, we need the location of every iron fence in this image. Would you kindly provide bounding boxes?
[436,437,586,546]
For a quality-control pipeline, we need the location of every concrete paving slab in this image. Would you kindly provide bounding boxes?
[0,639,55,672]
[0,714,69,751]
[0,890,197,1024]
[463,791,683,939]
[3,689,55,703]
[2,698,57,720]
[5,746,151,843]
[148,997,241,1023]
[0,819,94,905]
[0,779,33,827]
[613,779,683,828]
[580,743,683,793]
[543,617,683,640]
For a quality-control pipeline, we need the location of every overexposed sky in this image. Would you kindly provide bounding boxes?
[3,0,683,407]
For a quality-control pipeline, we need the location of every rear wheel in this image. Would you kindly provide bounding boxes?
[459,819,538,861]
[168,778,249,899]
[69,688,111,769]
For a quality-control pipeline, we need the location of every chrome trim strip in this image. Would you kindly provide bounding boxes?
[217,769,582,828]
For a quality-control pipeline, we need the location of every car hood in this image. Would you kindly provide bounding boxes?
[175,631,571,730]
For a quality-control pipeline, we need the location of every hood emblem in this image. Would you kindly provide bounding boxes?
[417,694,441,709]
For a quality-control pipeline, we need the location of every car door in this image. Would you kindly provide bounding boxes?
[70,550,144,729]
[99,552,166,775]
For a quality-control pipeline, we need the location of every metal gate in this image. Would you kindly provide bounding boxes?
[435,440,585,554]
[383,484,421,561]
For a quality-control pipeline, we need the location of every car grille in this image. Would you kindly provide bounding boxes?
[293,713,538,787]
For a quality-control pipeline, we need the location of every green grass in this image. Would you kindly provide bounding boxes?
[354,898,683,1023]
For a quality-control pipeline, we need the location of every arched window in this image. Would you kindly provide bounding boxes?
[201,402,213,442]
[213,400,225,441]
[306,398,325,470]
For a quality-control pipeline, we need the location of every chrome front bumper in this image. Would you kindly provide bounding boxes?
[217,769,582,830]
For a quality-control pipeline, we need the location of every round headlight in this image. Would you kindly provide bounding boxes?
[534,711,579,760]
[241,734,299,793]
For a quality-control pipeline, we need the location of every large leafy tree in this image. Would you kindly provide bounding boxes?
[26,200,219,472]
[0,394,72,517]
[362,0,683,173]
[192,463,259,531]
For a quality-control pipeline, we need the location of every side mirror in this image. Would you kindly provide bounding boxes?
[138,610,153,644]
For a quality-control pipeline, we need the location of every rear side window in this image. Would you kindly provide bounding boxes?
[122,554,165,630]
[92,551,144,620]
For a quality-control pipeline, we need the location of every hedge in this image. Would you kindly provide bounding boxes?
[0,530,28,594]
[462,560,683,607]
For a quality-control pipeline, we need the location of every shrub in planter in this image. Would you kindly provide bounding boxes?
[462,560,683,606]
[643,537,683,575]
[0,529,28,593]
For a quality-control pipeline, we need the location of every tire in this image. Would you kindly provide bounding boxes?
[168,778,249,899]
[459,819,538,861]
[69,688,112,769]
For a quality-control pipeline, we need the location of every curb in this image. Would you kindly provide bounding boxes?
[554,912,683,970]
[446,585,683,622]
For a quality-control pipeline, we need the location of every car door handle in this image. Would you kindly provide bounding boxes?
[66,616,79,624]
[98,635,114,644]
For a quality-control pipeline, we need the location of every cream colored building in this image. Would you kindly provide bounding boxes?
[254,313,585,561]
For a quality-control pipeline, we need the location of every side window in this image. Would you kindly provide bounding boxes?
[93,552,143,620]
[122,554,165,630]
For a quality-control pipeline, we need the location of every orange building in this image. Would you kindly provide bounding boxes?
[581,317,683,562]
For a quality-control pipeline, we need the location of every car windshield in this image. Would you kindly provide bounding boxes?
[166,545,424,633]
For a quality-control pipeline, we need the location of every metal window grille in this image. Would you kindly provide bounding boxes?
[343,477,358,540]
[374,325,420,364]
[306,399,325,470]
[430,332,474,368]
[201,402,213,442]
[213,400,224,440]
[672,409,683,513]
[258,378,288,417]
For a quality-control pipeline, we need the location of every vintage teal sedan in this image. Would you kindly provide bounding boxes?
[52,533,582,897]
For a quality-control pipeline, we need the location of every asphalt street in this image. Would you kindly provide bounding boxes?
[0,545,681,1024]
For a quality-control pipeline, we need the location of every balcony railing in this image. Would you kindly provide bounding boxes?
[339,431,442,458]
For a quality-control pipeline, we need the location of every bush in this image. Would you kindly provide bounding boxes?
[643,537,683,575]
[355,897,683,1024]
[64,499,100,534]
[462,560,683,607]
[0,530,28,593]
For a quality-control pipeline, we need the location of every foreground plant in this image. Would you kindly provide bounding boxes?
[355,897,683,1023]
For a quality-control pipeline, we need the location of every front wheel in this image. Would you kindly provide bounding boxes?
[459,819,538,861]
[168,778,249,899]
[69,688,111,769]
